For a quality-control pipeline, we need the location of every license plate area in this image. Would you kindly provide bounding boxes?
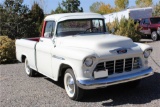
[94,69,108,79]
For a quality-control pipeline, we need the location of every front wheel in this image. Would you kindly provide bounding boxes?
[151,31,159,41]
[25,58,36,77]
[64,68,84,101]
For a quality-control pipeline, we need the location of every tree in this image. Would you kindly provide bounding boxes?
[1,0,43,39]
[99,3,115,14]
[54,3,65,13]
[30,2,44,33]
[115,0,129,10]
[62,0,83,12]
[135,0,153,7]
[106,18,141,42]
[2,0,31,39]
[0,4,6,35]
[90,2,103,13]
[153,1,160,16]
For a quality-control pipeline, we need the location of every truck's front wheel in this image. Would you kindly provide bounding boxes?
[64,68,84,101]
[25,58,36,77]
[151,31,159,41]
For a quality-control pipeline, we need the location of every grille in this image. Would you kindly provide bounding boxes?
[94,57,141,76]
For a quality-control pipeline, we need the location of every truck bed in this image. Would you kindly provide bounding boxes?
[16,37,40,71]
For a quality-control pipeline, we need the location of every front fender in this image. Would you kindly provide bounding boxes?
[51,46,98,81]
[135,42,153,52]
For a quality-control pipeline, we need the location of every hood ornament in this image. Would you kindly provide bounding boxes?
[117,48,127,54]
[110,48,130,54]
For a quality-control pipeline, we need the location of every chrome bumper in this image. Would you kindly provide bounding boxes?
[77,67,153,89]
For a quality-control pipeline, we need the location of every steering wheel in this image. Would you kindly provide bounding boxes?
[84,27,98,33]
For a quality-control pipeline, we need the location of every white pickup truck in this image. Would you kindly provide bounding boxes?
[16,13,153,100]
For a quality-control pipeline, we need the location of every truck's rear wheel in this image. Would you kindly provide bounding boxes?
[151,31,159,41]
[25,58,36,77]
[64,68,84,100]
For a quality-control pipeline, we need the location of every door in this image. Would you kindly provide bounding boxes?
[36,21,55,78]
[140,18,151,35]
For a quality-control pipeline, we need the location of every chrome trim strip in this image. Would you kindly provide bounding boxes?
[132,57,134,70]
[77,67,153,90]
[123,59,125,72]
[52,55,65,60]
[114,60,115,73]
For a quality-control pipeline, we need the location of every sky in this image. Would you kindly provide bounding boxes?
[0,0,159,13]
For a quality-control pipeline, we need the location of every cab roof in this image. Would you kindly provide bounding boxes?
[44,13,104,22]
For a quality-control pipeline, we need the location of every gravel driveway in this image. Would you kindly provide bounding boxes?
[0,41,160,107]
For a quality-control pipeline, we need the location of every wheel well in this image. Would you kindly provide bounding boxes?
[59,64,72,78]
[22,55,26,62]
[151,29,157,33]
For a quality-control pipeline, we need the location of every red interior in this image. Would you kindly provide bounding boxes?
[27,37,40,42]
[26,21,46,42]
[41,21,46,37]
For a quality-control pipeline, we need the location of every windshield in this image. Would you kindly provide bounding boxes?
[56,19,106,37]
[150,18,160,24]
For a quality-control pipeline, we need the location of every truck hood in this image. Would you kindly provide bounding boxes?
[56,34,141,57]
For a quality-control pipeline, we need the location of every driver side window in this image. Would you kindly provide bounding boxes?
[144,19,150,25]
[44,21,55,38]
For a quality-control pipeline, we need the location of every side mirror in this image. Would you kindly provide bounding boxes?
[44,32,52,38]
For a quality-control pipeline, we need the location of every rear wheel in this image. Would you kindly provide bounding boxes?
[151,31,159,41]
[64,68,84,100]
[25,58,36,77]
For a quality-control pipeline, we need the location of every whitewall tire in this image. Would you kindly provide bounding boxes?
[64,68,84,100]
[25,58,35,77]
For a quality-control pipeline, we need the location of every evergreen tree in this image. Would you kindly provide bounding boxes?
[30,2,44,33]
[62,0,83,12]
[2,0,31,39]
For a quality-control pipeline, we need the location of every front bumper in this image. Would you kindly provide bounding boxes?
[76,67,153,89]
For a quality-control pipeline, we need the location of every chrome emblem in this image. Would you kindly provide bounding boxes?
[117,49,127,54]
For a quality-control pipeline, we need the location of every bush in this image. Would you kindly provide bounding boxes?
[0,36,16,64]
[106,17,142,42]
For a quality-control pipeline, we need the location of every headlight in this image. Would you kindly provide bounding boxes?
[143,49,152,58]
[84,57,95,67]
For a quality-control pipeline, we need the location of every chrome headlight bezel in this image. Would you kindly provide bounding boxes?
[84,57,95,67]
[143,49,152,58]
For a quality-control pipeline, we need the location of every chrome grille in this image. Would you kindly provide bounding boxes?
[94,57,141,76]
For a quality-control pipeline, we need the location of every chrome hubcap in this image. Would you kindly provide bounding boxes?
[152,33,157,40]
[25,59,30,74]
[64,73,75,97]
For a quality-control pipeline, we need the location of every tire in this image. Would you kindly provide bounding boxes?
[64,68,84,101]
[124,80,141,89]
[25,58,36,77]
[151,31,159,41]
